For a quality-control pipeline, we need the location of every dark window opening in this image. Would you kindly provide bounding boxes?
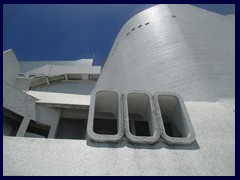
[25,120,50,138]
[93,115,117,135]
[132,28,135,31]
[172,15,177,18]
[138,25,142,28]
[135,121,150,136]
[56,118,87,140]
[145,22,150,25]
[67,74,83,80]
[162,115,182,137]
[129,114,150,136]
[126,32,130,36]
[127,93,153,137]
[3,108,23,136]
[93,91,119,135]
[157,95,189,138]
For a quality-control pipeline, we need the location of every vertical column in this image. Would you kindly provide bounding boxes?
[16,118,31,137]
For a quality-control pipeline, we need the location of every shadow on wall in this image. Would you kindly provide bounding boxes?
[86,139,200,150]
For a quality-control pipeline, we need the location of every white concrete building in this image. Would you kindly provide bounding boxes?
[3,4,235,175]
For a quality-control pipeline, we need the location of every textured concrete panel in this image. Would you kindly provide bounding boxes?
[3,82,36,120]
[26,91,91,107]
[3,101,235,176]
[3,49,20,86]
[95,4,234,102]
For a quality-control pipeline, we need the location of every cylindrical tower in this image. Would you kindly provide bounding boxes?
[95,4,235,101]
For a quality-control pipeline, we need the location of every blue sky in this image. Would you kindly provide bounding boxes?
[3,4,235,66]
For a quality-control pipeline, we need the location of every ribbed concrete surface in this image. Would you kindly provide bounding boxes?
[95,4,235,102]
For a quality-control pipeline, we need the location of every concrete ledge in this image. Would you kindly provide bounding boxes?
[154,92,196,145]
[124,91,161,144]
[26,91,90,107]
[87,90,124,142]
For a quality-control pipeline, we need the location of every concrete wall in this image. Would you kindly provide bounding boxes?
[3,49,20,86]
[3,101,235,175]
[95,4,235,102]
[3,4,235,176]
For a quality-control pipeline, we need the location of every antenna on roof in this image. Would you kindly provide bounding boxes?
[93,49,96,64]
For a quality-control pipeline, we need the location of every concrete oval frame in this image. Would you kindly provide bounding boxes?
[154,92,196,145]
[87,89,124,143]
[124,90,161,144]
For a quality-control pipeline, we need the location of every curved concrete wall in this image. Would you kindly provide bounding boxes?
[95,4,235,102]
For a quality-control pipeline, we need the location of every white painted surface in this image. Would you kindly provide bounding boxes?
[96,4,235,102]
[23,65,101,77]
[3,101,235,176]
[26,91,91,106]
[3,49,20,86]
[19,59,94,73]
[3,4,235,176]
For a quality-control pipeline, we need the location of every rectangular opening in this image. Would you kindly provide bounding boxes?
[157,95,189,138]
[24,120,50,138]
[67,74,83,80]
[56,118,87,139]
[127,93,153,137]
[135,121,150,136]
[93,116,117,135]
[3,107,23,136]
[93,91,118,135]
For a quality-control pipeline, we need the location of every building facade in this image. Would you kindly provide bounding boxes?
[3,4,235,175]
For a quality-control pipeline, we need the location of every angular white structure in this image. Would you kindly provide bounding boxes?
[3,4,235,175]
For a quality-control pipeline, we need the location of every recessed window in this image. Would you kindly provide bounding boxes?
[127,93,153,137]
[93,91,118,135]
[172,15,177,18]
[162,115,181,137]
[3,108,23,136]
[25,120,50,138]
[134,120,150,136]
[132,28,135,31]
[138,25,142,28]
[93,117,117,135]
[29,75,36,78]
[157,95,189,138]
[67,74,82,80]
[126,32,130,36]
[56,118,87,140]
[145,22,150,25]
